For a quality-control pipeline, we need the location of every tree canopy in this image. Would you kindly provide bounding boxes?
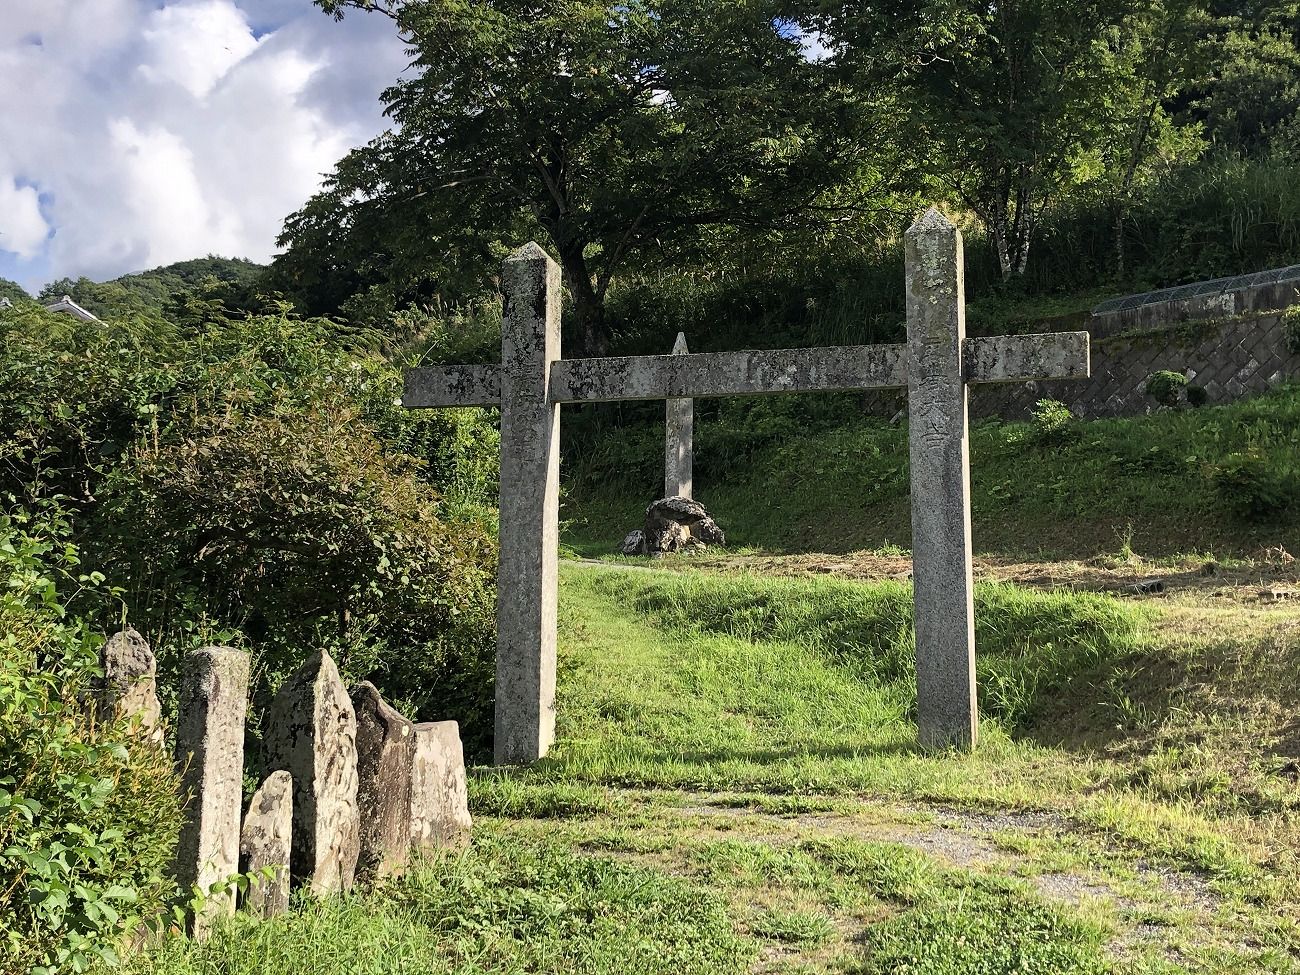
[282,0,896,353]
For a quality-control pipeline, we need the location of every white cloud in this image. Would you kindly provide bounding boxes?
[0,179,49,259]
[0,0,406,290]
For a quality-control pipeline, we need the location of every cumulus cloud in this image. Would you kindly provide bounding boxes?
[0,0,406,291]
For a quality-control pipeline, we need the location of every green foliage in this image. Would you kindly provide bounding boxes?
[38,257,265,322]
[1210,449,1300,522]
[567,385,1300,558]
[121,836,751,975]
[0,277,30,304]
[0,306,502,750]
[1029,398,1079,445]
[1284,304,1300,354]
[0,512,181,975]
[1186,383,1209,407]
[1145,369,1189,406]
[289,0,894,353]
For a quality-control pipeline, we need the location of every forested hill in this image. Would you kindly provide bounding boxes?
[35,256,265,320]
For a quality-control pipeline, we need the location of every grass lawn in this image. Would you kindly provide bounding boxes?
[126,562,1300,975]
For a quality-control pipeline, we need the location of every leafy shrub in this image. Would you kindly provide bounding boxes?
[1029,399,1077,445]
[0,511,181,975]
[1210,450,1300,522]
[1284,304,1300,355]
[1144,370,1189,407]
[0,307,501,752]
[1186,384,1209,407]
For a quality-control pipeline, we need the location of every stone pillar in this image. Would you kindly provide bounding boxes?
[239,770,292,918]
[904,207,978,751]
[411,721,473,851]
[495,242,562,765]
[352,682,415,881]
[665,332,693,499]
[174,646,249,935]
[262,650,360,894]
[98,627,163,745]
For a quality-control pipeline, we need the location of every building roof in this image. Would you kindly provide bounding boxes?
[42,294,100,321]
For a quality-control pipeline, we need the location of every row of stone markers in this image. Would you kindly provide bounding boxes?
[97,629,472,937]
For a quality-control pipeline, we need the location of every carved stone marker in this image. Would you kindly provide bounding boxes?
[263,650,360,894]
[403,208,1090,760]
[410,721,473,851]
[665,332,693,499]
[98,627,163,745]
[240,770,292,918]
[174,646,249,936]
[352,682,415,881]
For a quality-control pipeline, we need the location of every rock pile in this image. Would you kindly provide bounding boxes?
[621,496,726,555]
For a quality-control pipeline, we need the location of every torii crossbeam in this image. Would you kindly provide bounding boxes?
[404,209,1090,765]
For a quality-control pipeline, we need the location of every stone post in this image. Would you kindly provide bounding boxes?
[495,242,562,765]
[98,627,163,746]
[239,770,292,918]
[262,650,360,894]
[904,207,978,750]
[411,721,473,851]
[351,682,414,881]
[174,646,249,935]
[665,332,693,499]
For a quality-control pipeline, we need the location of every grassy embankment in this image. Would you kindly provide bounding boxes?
[125,562,1299,975]
[563,386,1300,560]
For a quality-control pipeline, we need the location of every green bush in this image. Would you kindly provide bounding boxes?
[1144,370,1189,407]
[1186,384,1209,408]
[0,512,181,975]
[1029,399,1078,445]
[0,306,501,752]
[1211,450,1300,522]
[1283,304,1300,355]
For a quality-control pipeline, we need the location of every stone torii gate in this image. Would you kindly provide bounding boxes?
[404,208,1090,765]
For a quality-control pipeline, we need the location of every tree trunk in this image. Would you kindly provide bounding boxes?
[557,243,609,357]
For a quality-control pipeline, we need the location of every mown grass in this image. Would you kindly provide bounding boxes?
[563,385,1300,559]
[122,564,1300,974]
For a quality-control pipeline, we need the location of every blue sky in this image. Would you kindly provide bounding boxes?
[0,0,407,294]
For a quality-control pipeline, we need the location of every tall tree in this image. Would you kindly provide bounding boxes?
[287,0,891,354]
[808,0,1190,280]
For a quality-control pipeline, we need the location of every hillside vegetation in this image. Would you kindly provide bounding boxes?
[564,387,1300,560]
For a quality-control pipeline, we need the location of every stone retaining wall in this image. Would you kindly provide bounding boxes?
[860,309,1300,421]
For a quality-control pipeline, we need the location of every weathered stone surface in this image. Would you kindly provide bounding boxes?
[550,343,908,403]
[620,530,646,556]
[644,496,725,553]
[404,363,502,408]
[665,332,694,499]
[98,627,163,745]
[495,242,562,765]
[240,770,292,918]
[263,650,360,894]
[411,721,473,852]
[352,682,415,881]
[905,208,978,752]
[174,646,249,936]
[965,333,1089,384]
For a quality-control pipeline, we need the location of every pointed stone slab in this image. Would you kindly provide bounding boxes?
[263,650,360,894]
[98,627,163,746]
[174,646,249,936]
[240,770,292,918]
[352,682,415,881]
[411,721,473,852]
